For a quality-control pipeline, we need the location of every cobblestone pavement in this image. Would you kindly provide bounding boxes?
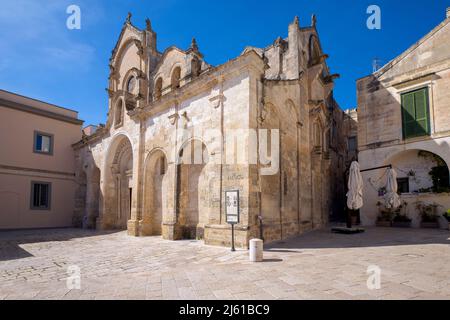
[1,227,450,300]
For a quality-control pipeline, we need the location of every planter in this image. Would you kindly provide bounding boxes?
[392,221,412,228]
[351,216,358,226]
[376,220,392,227]
[420,221,439,229]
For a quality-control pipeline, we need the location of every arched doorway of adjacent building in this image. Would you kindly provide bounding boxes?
[142,149,167,236]
[384,149,450,195]
[176,139,208,239]
[377,148,450,227]
[103,135,134,230]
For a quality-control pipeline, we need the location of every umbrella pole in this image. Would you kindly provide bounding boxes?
[347,209,353,229]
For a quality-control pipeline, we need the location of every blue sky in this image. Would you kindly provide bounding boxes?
[0,0,448,126]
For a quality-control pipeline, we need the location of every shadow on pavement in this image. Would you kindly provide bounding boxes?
[0,228,121,261]
[265,227,450,251]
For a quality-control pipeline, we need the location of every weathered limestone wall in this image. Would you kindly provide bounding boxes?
[74,14,349,248]
[257,81,306,242]
[357,15,450,226]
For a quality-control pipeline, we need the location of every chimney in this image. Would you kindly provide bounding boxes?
[447,7,450,18]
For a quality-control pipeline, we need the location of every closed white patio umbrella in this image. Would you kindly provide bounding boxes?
[332,161,365,233]
[384,168,401,210]
[347,161,364,211]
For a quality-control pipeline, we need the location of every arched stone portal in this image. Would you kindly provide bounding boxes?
[102,135,134,230]
[142,149,167,236]
[176,139,208,239]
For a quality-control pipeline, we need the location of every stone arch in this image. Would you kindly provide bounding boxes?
[102,134,134,230]
[382,148,450,192]
[112,38,141,74]
[176,137,210,165]
[142,148,168,236]
[176,138,209,239]
[308,34,321,66]
[125,75,137,96]
[171,66,181,89]
[154,77,162,100]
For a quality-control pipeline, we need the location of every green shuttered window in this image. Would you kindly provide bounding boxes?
[401,87,430,139]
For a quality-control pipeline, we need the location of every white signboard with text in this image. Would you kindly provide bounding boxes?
[225,190,240,224]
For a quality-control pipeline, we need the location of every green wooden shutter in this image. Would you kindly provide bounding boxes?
[401,92,416,139]
[413,88,430,136]
[401,88,430,139]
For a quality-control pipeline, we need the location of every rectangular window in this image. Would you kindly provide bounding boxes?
[348,136,357,152]
[34,131,53,155]
[401,87,430,140]
[30,182,51,210]
[397,178,409,194]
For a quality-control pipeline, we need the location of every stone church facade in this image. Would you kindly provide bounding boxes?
[73,14,351,248]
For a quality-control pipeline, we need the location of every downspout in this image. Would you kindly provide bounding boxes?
[219,74,224,224]
[258,73,264,241]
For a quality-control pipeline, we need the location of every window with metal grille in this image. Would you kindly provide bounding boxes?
[31,182,51,210]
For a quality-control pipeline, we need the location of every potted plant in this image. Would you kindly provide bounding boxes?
[378,187,386,197]
[376,202,392,227]
[392,213,412,228]
[376,210,393,227]
[392,203,411,228]
[417,202,439,229]
[442,209,450,230]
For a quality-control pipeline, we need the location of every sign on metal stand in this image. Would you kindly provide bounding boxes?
[225,190,240,252]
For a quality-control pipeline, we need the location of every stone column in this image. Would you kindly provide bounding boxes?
[162,106,181,240]
[127,121,145,236]
[162,161,178,240]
